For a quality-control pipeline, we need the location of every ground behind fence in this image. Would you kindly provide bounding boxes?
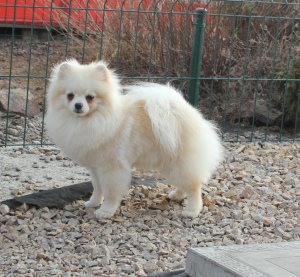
[0,0,299,147]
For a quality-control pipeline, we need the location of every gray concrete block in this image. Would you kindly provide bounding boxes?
[185,241,300,277]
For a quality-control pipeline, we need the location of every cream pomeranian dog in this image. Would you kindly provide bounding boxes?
[45,59,223,219]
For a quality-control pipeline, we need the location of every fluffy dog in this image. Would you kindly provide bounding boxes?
[45,60,223,219]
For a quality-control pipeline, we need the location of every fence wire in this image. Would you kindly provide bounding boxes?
[0,0,299,147]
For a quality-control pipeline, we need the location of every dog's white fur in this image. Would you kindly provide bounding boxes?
[45,59,223,219]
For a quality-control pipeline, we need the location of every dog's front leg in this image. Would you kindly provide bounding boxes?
[85,168,104,208]
[95,163,131,219]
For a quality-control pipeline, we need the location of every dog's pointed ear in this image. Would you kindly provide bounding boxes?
[58,62,71,78]
[96,64,108,81]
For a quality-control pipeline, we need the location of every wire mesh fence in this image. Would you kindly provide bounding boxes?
[0,0,299,147]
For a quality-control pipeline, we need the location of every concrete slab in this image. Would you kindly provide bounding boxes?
[185,241,300,277]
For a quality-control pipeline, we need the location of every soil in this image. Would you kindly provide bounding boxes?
[0,31,297,138]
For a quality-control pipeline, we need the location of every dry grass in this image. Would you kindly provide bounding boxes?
[48,0,198,82]
[43,0,299,127]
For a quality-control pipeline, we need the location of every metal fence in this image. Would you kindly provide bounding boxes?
[0,0,299,147]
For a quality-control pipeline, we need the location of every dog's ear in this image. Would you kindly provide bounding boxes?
[96,64,108,81]
[58,62,71,78]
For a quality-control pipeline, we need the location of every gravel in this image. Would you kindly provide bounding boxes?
[0,114,300,276]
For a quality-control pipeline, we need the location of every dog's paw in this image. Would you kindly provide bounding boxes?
[85,196,104,208]
[182,209,200,218]
[95,208,115,219]
[168,190,186,202]
[85,200,99,208]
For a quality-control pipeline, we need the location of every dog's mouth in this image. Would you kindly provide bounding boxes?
[73,109,87,116]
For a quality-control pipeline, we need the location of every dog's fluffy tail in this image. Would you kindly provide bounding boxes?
[125,83,194,155]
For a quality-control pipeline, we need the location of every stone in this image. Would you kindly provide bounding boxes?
[252,214,263,222]
[253,175,261,182]
[56,155,64,160]
[0,88,40,117]
[266,205,278,215]
[36,253,51,260]
[135,263,145,276]
[0,131,299,276]
[282,193,293,200]
[101,256,111,266]
[68,218,79,227]
[262,217,274,227]
[240,185,254,199]
[172,221,184,229]
[143,261,158,274]
[32,163,40,168]
[0,204,10,215]
[252,99,282,126]
[235,145,246,154]
[45,157,51,163]
[7,128,19,136]
[232,210,242,220]
[154,182,169,189]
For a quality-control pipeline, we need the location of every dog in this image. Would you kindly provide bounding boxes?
[45,59,223,219]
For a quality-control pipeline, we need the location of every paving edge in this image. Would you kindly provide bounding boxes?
[185,241,300,277]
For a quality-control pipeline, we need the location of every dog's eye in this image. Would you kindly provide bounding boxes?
[86,95,94,101]
[67,93,74,100]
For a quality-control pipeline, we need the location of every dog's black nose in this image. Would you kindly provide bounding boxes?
[75,103,83,110]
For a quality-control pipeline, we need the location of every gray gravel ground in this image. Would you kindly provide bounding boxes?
[0,115,300,276]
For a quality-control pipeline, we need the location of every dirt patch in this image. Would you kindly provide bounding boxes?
[0,0,299,138]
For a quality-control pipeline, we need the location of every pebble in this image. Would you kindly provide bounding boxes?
[0,204,10,215]
[240,185,255,199]
[36,253,51,260]
[45,157,51,163]
[143,261,159,274]
[101,256,111,266]
[232,210,242,220]
[252,214,263,223]
[135,263,145,276]
[172,221,184,229]
[0,131,299,276]
[7,128,19,136]
[282,193,293,200]
[56,155,63,160]
[266,205,278,215]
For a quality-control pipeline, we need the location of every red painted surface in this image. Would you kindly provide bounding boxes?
[0,0,65,27]
[0,0,211,30]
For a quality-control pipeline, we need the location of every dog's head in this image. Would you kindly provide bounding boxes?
[48,59,120,117]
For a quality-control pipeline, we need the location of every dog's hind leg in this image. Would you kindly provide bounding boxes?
[168,188,186,202]
[167,172,203,218]
[182,183,203,218]
[85,168,104,208]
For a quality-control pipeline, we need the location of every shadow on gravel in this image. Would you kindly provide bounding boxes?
[2,179,189,277]
[1,177,167,209]
[2,181,93,209]
[147,270,189,277]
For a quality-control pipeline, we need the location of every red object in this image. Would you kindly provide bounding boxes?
[0,0,210,30]
[0,0,65,27]
[61,1,211,33]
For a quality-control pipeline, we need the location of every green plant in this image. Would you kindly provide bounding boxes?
[275,59,300,128]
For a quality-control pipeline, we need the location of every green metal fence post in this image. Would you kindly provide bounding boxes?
[187,8,206,107]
